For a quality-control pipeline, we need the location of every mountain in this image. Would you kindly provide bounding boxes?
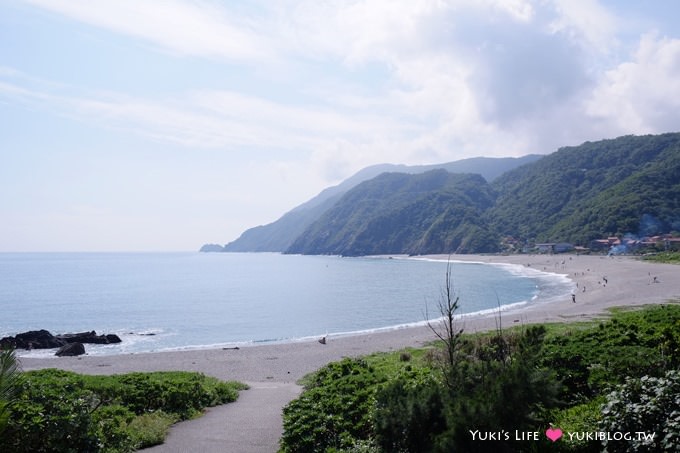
[488,133,680,244]
[209,133,680,256]
[220,164,398,252]
[284,133,680,256]
[219,155,541,252]
[286,170,498,256]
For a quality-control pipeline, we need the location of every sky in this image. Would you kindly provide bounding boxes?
[1,0,680,252]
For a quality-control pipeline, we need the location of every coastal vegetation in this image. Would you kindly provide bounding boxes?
[280,303,680,452]
[643,251,680,264]
[0,365,247,452]
[0,348,22,437]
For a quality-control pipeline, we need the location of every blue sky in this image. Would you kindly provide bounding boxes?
[1,0,679,251]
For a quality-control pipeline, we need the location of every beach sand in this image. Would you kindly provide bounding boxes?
[18,254,680,452]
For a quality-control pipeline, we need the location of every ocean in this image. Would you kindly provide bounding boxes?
[0,252,572,357]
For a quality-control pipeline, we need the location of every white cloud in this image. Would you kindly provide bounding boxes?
[0,69,421,171]
[586,32,680,134]
[549,0,619,53]
[24,0,272,61]
[11,0,680,171]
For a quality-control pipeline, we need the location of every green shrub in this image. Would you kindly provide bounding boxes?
[2,369,246,452]
[434,326,561,452]
[280,305,680,452]
[599,369,680,452]
[91,405,136,452]
[5,376,101,453]
[540,304,680,402]
[282,327,561,453]
[549,397,604,452]
[373,370,446,452]
[280,358,385,452]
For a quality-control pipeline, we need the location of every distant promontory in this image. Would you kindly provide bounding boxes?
[199,243,225,252]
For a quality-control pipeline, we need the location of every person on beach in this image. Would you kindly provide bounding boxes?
[572,293,576,303]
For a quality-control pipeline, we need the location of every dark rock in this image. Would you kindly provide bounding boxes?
[1,329,122,350]
[105,334,122,344]
[55,342,85,357]
[56,331,121,345]
[0,336,16,349]
[3,330,66,350]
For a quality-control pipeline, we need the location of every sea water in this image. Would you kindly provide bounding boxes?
[0,252,572,356]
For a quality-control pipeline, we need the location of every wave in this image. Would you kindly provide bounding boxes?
[404,255,573,304]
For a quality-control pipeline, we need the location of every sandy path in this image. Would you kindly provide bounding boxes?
[18,255,680,452]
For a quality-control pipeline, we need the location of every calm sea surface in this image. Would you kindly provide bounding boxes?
[0,253,572,356]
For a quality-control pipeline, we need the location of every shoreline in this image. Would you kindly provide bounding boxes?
[19,254,680,383]
[11,253,567,359]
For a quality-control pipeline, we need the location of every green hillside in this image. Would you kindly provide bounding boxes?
[488,133,680,244]
[285,133,680,256]
[286,170,497,256]
[218,155,539,253]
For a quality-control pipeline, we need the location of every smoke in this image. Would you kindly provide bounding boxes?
[638,213,666,237]
[608,244,627,255]
[607,214,674,255]
[608,233,641,256]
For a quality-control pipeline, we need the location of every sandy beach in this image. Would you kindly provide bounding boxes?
[18,254,680,452]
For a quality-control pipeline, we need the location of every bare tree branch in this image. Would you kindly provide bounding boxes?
[426,258,464,389]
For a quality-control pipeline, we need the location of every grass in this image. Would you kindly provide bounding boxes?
[126,410,178,449]
[297,346,435,388]
[641,251,680,263]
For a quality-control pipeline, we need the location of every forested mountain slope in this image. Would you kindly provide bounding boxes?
[488,133,680,244]
[286,170,498,256]
[213,133,680,255]
[221,155,539,252]
[287,133,680,255]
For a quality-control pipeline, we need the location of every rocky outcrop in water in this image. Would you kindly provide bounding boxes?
[56,331,122,345]
[0,329,63,349]
[0,329,121,353]
[55,342,86,357]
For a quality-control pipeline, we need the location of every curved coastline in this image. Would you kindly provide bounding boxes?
[17,254,680,453]
[20,253,680,380]
[14,255,569,359]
